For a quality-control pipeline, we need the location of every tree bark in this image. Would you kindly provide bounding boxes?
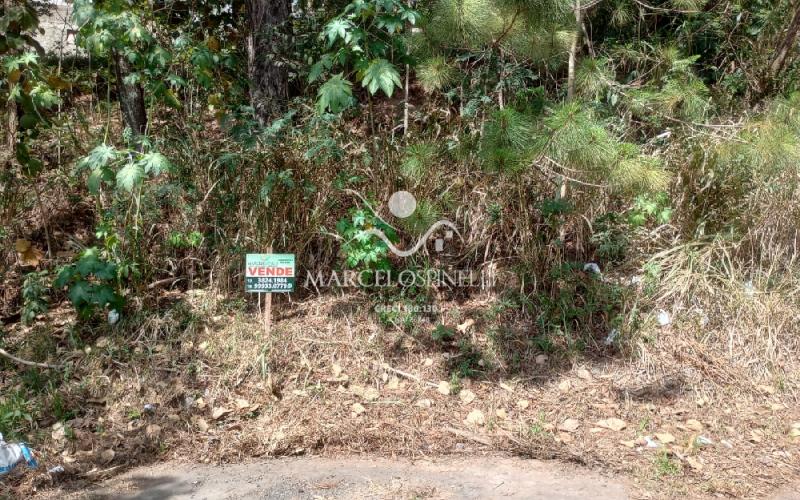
[567,0,583,101]
[770,0,800,79]
[112,49,147,136]
[4,0,18,154]
[246,0,291,124]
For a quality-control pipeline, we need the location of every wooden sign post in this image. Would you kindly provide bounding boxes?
[245,252,295,336]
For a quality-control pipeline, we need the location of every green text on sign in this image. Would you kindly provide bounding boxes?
[245,254,295,293]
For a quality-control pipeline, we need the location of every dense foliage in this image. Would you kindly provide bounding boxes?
[2,0,800,360]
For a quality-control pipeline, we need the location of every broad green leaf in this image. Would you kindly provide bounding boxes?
[54,265,75,288]
[308,54,333,83]
[376,15,404,34]
[87,170,103,194]
[68,280,92,306]
[79,144,117,171]
[137,152,171,175]
[116,161,145,191]
[323,18,353,46]
[361,59,402,97]
[317,74,354,113]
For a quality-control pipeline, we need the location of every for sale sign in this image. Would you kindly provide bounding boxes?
[245,254,295,293]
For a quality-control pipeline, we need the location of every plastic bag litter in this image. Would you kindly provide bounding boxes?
[583,263,601,275]
[0,433,38,476]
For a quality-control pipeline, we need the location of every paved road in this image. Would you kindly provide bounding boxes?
[81,456,629,499]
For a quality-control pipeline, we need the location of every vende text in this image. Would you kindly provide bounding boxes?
[247,267,294,277]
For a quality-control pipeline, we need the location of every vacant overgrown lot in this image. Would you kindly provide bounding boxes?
[3,1,800,498]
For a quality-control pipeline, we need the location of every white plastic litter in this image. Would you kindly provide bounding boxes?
[48,465,65,474]
[604,328,620,346]
[644,436,661,448]
[583,263,601,275]
[696,436,714,446]
[0,433,38,476]
[657,310,671,326]
[108,309,120,325]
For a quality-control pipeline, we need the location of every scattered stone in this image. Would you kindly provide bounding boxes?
[517,400,530,410]
[465,409,486,426]
[597,418,626,431]
[194,418,209,432]
[558,419,581,433]
[351,403,366,416]
[686,456,703,471]
[100,449,115,464]
[437,381,451,396]
[457,318,475,333]
[655,432,676,444]
[459,389,476,404]
[211,407,232,420]
[685,419,703,432]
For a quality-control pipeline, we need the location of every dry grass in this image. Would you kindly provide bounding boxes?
[2,275,799,499]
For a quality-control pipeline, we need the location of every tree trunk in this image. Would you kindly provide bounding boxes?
[112,50,147,136]
[246,0,291,124]
[5,81,16,154]
[567,0,583,101]
[770,0,800,79]
[4,0,17,154]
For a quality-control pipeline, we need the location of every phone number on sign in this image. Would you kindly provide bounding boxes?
[249,282,293,290]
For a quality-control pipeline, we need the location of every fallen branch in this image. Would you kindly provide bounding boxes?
[376,362,439,389]
[0,347,61,369]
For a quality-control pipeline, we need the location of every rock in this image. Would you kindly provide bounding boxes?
[558,419,581,433]
[211,407,232,420]
[100,449,115,464]
[465,409,486,426]
[351,403,366,416]
[459,389,476,404]
[655,432,675,444]
[685,419,703,431]
[437,381,451,396]
[597,418,626,431]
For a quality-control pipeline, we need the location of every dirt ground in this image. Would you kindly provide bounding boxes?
[3,293,800,499]
[69,455,630,499]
